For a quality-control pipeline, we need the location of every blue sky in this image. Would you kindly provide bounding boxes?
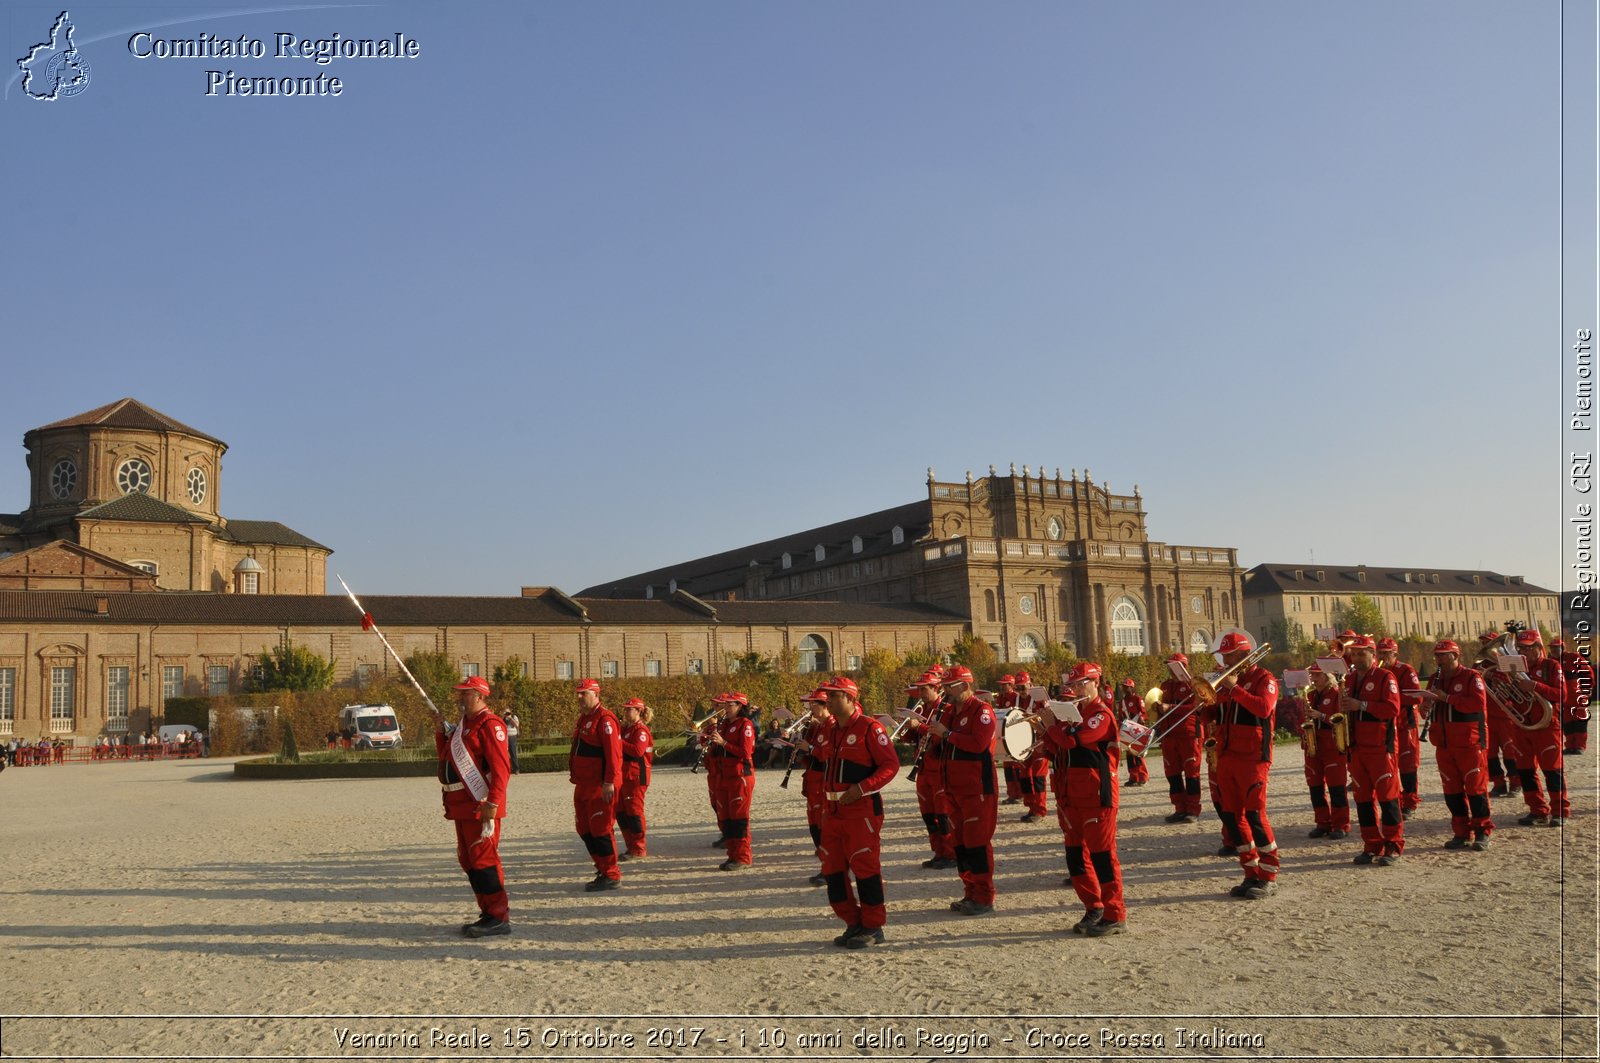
[3,1,1590,597]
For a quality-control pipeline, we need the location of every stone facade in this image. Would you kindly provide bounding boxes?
[582,465,1244,661]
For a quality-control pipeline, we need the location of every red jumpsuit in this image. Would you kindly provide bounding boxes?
[1302,685,1350,834]
[617,721,654,856]
[1484,674,1522,795]
[818,708,899,932]
[1426,665,1493,842]
[1389,661,1423,813]
[570,703,623,882]
[1344,665,1404,857]
[1512,657,1568,820]
[800,719,831,864]
[939,694,999,906]
[1119,692,1149,785]
[1212,666,1280,885]
[907,698,955,862]
[1041,697,1126,924]
[1559,650,1594,754]
[1156,678,1202,817]
[708,713,758,865]
[436,710,511,921]
[997,690,1022,802]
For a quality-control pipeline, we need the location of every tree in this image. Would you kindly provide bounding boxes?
[1332,594,1386,638]
[404,651,461,713]
[1264,617,1309,656]
[726,651,774,675]
[947,633,998,683]
[248,640,335,692]
[491,656,539,731]
[278,720,301,762]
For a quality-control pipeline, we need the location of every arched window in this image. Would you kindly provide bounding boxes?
[984,589,997,623]
[1110,595,1147,655]
[797,634,830,674]
[1016,633,1041,663]
[1189,628,1211,655]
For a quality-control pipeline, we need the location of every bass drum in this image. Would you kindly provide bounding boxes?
[1002,708,1038,761]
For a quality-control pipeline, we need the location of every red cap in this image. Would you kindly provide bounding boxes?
[905,672,941,693]
[801,687,829,704]
[1376,637,1398,653]
[454,676,491,697]
[942,665,976,687]
[997,674,1015,685]
[822,676,860,700]
[1339,629,1358,639]
[1345,635,1376,651]
[622,697,647,710]
[1307,664,1324,675]
[1515,630,1543,647]
[729,691,750,706]
[1122,678,1135,688]
[575,677,601,694]
[1166,652,1189,666]
[1065,662,1102,685]
[1013,671,1031,685]
[1216,632,1254,655]
[1479,631,1500,643]
[1433,640,1461,655]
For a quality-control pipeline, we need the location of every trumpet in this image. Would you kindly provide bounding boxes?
[889,702,939,742]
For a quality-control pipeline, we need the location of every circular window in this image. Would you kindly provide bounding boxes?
[116,458,153,495]
[187,467,207,505]
[49,458,77,500]
[1190,595,1203,614]
[1046,517,1063,541]
[1019,594,1035,616]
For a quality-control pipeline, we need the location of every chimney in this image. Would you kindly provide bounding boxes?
[94,596,109,616]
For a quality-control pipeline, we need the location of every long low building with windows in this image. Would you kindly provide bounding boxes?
[1242,563,1562,644]
[0,587,965,741]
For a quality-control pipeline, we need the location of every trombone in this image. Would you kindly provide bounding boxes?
[889,701,939,742]
[1147,642,1273,747]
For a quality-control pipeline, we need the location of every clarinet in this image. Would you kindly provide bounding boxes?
[905,700,944,782]
[779,726,806,790]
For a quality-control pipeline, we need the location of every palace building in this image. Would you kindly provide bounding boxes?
[0,401,964,741]
[581,465,1245,663]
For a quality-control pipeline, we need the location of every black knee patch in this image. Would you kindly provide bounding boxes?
[616,813,642,834]
[1244,810,1269,843]
[1378,800,1401,828]
[857,875,885,907]
[1547,770,1565,794]
[965,847,991,875]
[1089,850,1117,885]
[1356,803,1377,828]
[935,814,952,834]
[1186,777,1201,797]
[1065,848,1087,877]
[1166,774,1184,796]
[953,845,970,873]
[808,824,823,848]
[1308,787,1328,809]
[1329,788,1348,808]
[1467,793,1491,819]
[1401,772,1418,794]
[825,872,849,903]
[1518,768,1539,790]
[922,812,942,833]
[466,866,502,895]
[1443,792,1469,817]
[722,818,749,840]
[1219,814,1242,848]
[585,833,616,857]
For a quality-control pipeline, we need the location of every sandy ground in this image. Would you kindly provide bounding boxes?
[0,748,1595,1062]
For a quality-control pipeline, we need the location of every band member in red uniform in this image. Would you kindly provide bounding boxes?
[902,672,956,869]
[1480,631,1522,797]
[1156,653,1203,823]
[816,676,899,949]
[1553,637,1594,756]
[1302,665,1350,839]
[1012,671,1050,821]
[1210,631,1280,897]
[436,676,512,936]
[1340,636,1404,864]
[996,675,1022,804]
[570,678,623,891]
[929,665,999,915]
[1117,680,1149,787]
[616,697,655,860]
[1377,638,1424,817]
[1507,630,1568,826]
[1040,662,1127,935]
[708,691,758,868]
[1418,640,1494,849]
[790,688,833,886]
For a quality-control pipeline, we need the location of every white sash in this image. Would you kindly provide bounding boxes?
[448,722,490,803]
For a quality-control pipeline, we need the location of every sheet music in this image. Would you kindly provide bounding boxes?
[1283,669,1310,690]
[1315,656,1349,676]
[1495,653,1528,675]
[1166,661,1193,683]
[1045,699,1083,724]
[1027,685,1048,705]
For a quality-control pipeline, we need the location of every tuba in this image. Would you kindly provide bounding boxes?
[1476,633,1554,731]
